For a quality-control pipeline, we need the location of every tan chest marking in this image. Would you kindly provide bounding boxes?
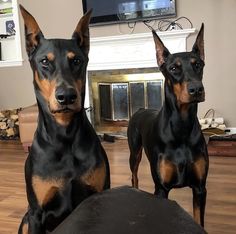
[159,158,176,184]
[81,162,106,192]
[193,157,207,181]
[32,176,64,207]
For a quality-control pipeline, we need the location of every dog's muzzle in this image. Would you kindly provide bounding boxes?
[48,86,81,114]
[187,82,205,102]
[55,87,78,106]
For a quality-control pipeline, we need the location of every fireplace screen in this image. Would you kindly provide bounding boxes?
[130,82,145,116]
[147,81,162,110]
[99,83,129,120]
[99,80,163,121]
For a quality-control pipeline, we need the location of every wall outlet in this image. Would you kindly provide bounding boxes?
[225,128,236,134]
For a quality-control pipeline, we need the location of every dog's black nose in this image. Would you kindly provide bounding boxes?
[55,87,77,105]
[188,83,204,96]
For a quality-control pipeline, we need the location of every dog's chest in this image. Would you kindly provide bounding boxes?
[31,149,106,209]
[158,145,207,187]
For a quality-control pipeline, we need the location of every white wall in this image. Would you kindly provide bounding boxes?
[0,0,235,126]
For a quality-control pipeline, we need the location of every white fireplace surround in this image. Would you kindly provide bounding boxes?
[84,28,196,109]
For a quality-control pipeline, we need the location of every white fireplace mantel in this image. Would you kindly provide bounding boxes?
[88,28,196,71]
[85,28,196,109]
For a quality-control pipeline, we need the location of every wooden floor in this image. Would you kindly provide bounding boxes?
[0,140,235,234]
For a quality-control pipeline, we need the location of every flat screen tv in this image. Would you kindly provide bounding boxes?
[82,0,176,26]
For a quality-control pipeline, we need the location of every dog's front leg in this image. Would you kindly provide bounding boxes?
[18,209,45,234]
[154,184,169,198]
[192,186,207,227]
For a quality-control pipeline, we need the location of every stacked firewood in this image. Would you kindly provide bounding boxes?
[0,108,21,140]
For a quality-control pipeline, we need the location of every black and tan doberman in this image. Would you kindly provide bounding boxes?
[127,24,208,227]
[18,5,110,233]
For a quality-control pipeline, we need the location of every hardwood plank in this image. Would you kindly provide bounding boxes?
[0,140,27,234]
[0,139,235,233]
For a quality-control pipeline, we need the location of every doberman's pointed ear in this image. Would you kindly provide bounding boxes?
[152,30,170,68]
[72,9,92,55]
[19,5,44,57]
[192,23,204,62]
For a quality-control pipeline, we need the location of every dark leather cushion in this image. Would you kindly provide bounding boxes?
[52,186,206,234]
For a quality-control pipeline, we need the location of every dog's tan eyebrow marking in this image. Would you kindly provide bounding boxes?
[47,52,55,61]
[67,52,76,59]
[175,58,182,66]
[191,58,197,63]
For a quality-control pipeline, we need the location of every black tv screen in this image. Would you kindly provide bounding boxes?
[82,0,176,26]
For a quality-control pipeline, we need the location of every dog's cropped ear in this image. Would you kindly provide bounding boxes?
[72,9,92,55]
[192,23,204,62]
[19,5,44,57]
[152,30,170,68]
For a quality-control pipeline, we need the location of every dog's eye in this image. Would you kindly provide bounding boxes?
[40,57,50,68]
[194,62,202,69]
[170,65,177,73]
[72,58,80,65]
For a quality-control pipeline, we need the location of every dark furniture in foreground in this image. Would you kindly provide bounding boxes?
[52,186,206,234]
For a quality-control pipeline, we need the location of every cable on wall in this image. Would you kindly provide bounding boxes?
[143,16,193,32]
[118,21,137,34]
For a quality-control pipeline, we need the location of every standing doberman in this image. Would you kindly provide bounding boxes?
[127,24,208,227]
[18,5,110,233]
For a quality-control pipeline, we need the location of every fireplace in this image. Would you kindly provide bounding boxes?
[88,68,164,134]
[85,29,196,135]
